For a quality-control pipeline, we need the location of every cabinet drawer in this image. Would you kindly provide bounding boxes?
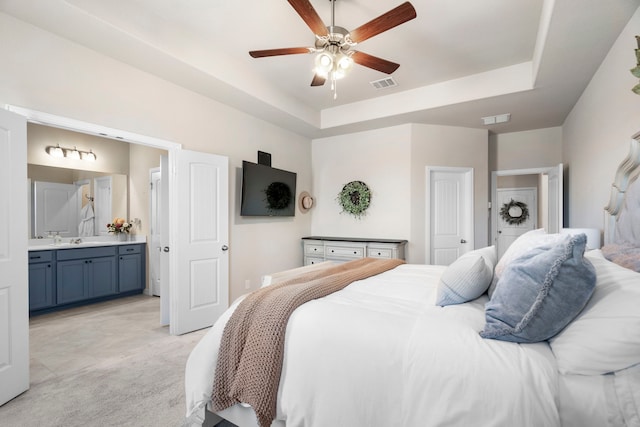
[304,244,324,256]
[29,251,53,263]
[367,247,393,258]
[325,245,364,258]
[304,256,325,266]
[57,246,117,261]
[118,244,142,255]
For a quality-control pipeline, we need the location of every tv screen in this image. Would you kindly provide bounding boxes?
[241,161,297,216]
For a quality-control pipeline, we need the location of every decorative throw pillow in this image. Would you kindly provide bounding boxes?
[549,250,640,374]
[435,246,497,306]
[480,233,596,343]
[488,229,567,297]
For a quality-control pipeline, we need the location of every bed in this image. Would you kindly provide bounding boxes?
[184,135,640,427]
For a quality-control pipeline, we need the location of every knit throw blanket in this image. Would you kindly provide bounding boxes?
[211,257,405,427]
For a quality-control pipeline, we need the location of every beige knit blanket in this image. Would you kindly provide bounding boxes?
[211,257,405,427]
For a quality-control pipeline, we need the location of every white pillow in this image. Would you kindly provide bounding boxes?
[549,250,640,375]
[435,246,497,306]
[488,229,566,297]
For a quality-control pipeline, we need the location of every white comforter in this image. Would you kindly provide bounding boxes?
[185,264,560,427]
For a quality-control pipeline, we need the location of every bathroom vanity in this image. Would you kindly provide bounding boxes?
[28,240,146,315]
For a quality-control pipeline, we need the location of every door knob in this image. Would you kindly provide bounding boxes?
[163,247,170,252]
[221,245,229,251]
[460,239,467,244]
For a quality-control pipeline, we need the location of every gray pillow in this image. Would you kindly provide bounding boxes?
[435,246,496,306]
[480,233,596,343]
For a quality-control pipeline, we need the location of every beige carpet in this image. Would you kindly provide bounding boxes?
[0,295,210,427]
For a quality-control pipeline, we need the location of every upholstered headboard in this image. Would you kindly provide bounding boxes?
[604,133,640,246]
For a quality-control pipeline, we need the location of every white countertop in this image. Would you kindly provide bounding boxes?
[28,235,147,251]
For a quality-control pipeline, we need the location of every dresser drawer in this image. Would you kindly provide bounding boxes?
[304,256,325,266]
[29,250,54,263]
[325,245,365,258]
[304,244,325,256]
[367,247,393,258]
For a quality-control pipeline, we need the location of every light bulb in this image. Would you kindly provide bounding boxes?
[67,146,81,160]
[315,52,333,75]
[47,144,64,158]
[83,150,96,162]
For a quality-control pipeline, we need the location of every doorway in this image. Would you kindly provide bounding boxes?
[490,164,563,255]
[149,167,161,297]
[495,187,537,258]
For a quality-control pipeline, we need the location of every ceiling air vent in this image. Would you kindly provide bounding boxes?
[370,77,397,90]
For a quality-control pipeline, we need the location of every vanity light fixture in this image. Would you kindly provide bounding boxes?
[46,144,97,162]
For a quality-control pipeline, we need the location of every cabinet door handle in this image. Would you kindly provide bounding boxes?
[30,256,41,260]
[47,264,51,268]
[126,248,134,252]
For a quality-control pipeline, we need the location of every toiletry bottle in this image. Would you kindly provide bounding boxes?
[54,232,62,245]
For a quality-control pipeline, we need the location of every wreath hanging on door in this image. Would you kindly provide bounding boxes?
[337,180,371,219]
[500,199,530,225]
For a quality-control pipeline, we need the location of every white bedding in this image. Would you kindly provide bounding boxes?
[185,264,561,427]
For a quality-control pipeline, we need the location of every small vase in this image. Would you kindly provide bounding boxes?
[116,233,128,242]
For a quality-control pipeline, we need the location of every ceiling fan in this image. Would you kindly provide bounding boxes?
[249,0,417,98]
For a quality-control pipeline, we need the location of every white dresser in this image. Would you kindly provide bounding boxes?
[302,237,407,265]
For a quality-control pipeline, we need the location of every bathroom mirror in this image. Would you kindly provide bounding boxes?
[28,164,128,238]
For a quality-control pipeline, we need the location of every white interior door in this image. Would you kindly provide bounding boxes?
[32,181,79,238]
[169,149,229,335]
[160,156,170,325]
[427,167,474,265]
[496,188,537,258]
[149,168,161,297]
[0,108,29,406]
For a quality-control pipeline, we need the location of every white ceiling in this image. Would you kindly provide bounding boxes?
[1,0,638,138]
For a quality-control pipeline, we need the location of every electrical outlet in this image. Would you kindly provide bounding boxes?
[244,279,251,290]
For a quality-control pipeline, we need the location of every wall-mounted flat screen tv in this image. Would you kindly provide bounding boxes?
[241,161,297,217]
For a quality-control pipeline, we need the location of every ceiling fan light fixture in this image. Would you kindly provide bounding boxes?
[315,52,333,74]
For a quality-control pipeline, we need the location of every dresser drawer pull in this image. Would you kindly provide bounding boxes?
[126,248,135,252]
[30,256,41,260]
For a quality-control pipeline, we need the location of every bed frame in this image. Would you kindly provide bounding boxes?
[604,132,640,244]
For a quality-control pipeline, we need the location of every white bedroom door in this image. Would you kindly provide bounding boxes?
[0,108,29,406]
[427,167,474,265]
[169,149,229,335]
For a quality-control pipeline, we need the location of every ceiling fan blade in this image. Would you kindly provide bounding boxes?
[249,47,312,58]
[352,51,400,74]
[349,2,417,44]
[287,0,329,37]
[310,74,326,86]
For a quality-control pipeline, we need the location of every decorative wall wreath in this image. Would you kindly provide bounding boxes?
[264,181,292,210]
[500,199,530,226]
[337,180,371,219]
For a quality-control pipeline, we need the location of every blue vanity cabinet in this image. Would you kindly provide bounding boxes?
[28,251,55,311]
[118,244,145,293]
[56,246,117,304]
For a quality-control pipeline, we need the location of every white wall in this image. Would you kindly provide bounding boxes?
[0,12,312,303]
[563,6,640,230]
[411,124,489,262]
[311,123,489,264]
[489,127,563,172]
[311,124,412,243]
